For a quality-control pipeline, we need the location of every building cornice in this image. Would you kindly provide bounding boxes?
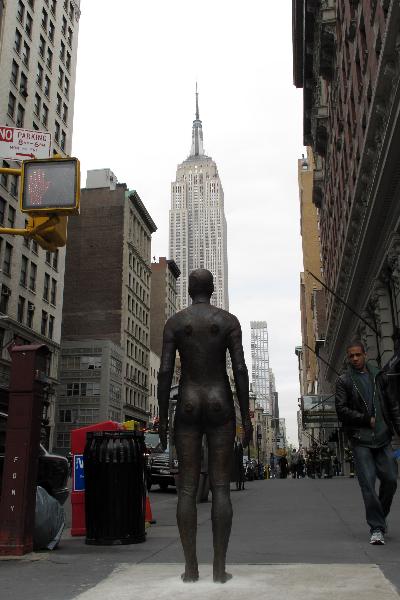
[127,190,157,234]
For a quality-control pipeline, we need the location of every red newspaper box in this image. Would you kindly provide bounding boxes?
[70,421,120,536]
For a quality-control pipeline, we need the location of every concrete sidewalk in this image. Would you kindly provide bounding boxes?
[1,477,400,599]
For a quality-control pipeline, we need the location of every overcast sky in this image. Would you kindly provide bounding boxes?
[71,1,305,444]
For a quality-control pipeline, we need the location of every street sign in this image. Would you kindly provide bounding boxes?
[73,454,85,492]
[0,125,51,161]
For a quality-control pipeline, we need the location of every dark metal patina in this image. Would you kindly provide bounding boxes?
[158,268,253,583]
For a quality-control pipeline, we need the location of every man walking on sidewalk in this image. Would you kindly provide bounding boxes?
[335,340,400,545]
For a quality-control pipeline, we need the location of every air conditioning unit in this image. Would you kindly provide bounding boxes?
[27,304,35,312]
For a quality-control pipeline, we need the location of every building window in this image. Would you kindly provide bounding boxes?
[62,103,68,122]
[59,408,78,423]
[64,77,69,97]
[27,302,34,328]
[25,13,33,37]
[67,26,73,46]
[7,206,15,228]
[0,286,11,314]
[41,310,48,336]
[20,72,28,98]
[0,198,5,224]
[7,93,16,119]
[52,249,59,270]
[42,103,48,126]
[17,296,25,323]
[81,355,102,369]
[60,130,66,151]
[45,250,51,264]
[50,278,57,304]
[34,93,41,115]
[29,262,37,291]
[41,8,48,30]
[61,15,67,36]
[60,41,65,62]
[56,93,62,115]
[3,243,12,276]
[46,47,53,70]
[66,51,71,71]
[37,63,43,87]
[55,120,60,142]
[22,42,30,66]
[14,29,22,54]
[69,2,74,20]
[58,66,64,89]
[17,1,25,23]
[32,240,38,254]
[44,76,51,97]
[10,175,18,197]
[48,20,55,42]
[39,35,45,57]
[20,255,28,286]
[56,433,70,449]
[43,273,50,301]
[16,104,25,127]
[11,60,19,86]
[48,315,54,339]
[51,0,57,15]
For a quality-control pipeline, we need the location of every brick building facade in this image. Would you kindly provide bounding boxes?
[293,0,400,381]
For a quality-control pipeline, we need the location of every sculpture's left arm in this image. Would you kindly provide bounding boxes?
[228,316,253,446]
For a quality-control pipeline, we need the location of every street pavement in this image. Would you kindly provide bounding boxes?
[1,477,400,599]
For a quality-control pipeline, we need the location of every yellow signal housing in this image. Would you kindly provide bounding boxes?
[28,215,68,251]
[20,157,80,215]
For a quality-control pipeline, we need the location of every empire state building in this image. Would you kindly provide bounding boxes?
[169,90,229,310]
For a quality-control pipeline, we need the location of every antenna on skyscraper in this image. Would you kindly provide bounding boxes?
[195,82,199,120]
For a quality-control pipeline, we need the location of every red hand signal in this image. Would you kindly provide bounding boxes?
[28,169,50,206]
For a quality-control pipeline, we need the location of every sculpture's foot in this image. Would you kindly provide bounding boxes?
[181,569,199,583]
[213,570,232,583]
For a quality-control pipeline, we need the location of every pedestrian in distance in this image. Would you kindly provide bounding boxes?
[279,454,288,478]
[335,340,400,545]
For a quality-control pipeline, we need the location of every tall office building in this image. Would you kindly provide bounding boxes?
[150,256,180,358]
[169,89,229,310]
[250,321,271,414]
[56,169,157,451]
[0,0,80,447]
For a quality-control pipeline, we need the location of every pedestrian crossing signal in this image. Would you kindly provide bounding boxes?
[20,157,80,215]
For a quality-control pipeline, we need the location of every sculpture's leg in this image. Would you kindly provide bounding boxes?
[207,422,235,583]
[175,429,202,582]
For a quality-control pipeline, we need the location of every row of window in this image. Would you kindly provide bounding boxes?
[16,297,55,338]
[61,355,102,370]
[65,382,101,397]
[124,386,146,410]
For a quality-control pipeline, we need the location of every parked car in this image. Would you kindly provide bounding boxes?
[0,412,69,505]
[147,436,177,490]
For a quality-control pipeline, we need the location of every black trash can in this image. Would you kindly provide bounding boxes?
[84,430,146,545]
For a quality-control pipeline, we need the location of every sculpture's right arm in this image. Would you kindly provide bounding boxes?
[157,319,177,425]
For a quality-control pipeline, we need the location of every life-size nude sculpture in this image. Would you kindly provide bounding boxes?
[157,268,253,583]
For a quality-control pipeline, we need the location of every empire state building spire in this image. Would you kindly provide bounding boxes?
[189,83,205,157]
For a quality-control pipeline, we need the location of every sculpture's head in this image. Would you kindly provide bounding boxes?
[188,268,214,301]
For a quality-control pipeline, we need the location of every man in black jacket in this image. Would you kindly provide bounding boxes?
[335,340,400,545]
